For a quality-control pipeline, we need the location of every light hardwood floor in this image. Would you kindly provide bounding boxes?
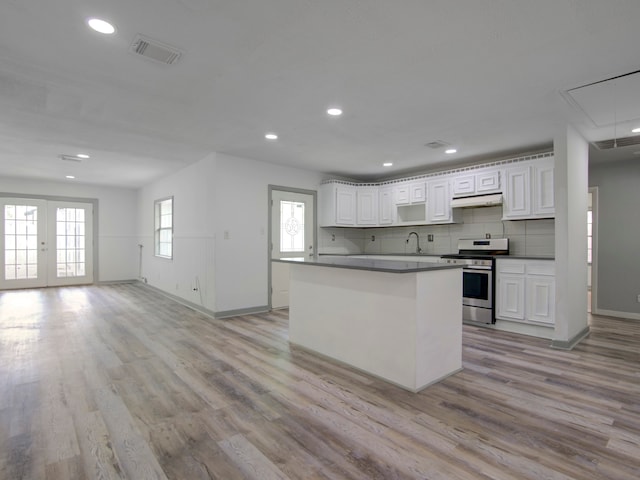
[0,283,639,479]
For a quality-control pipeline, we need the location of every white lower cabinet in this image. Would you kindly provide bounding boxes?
[497,274,525,320]
[526,275,555,324]
[496,259,555,326]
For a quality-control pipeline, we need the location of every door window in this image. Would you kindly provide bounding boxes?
[55,207,86,278]
[4,204,39,280]
[279,200,305,253]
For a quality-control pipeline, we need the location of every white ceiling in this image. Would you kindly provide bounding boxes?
[1,0,640,188]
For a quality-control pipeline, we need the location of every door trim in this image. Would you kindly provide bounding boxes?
[0,192,99,285]
[588,186,598,315]
[267,185,317,311]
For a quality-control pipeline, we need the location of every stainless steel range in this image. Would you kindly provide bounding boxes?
[441,238,509,324]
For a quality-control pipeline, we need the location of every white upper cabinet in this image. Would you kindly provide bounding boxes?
[427,178,459,224]
[452,174,475,196]
[356,187,378,225]
[378,187,395,225]
[319,183,356,226]
[320,154,553,227]
[395,180,425,205]
[476,170,501,194]
[410,181,426,203]
[452,170,500,197]
[394,182,410,205]
[533,159,555,216]
[502,157,554,220]
[503,165,532,219]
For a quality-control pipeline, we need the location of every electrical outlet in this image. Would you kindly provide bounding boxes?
[371,235,375,242]
[427,234,434,242]
[637,294,640,303]
[485,233,491,239]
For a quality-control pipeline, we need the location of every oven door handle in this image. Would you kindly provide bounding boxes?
[463,266,493,271]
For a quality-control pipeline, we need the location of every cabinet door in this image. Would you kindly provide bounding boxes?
[476,170,501,193]
[378,187,394,225]
[356,187,378,225]
[503,166,531,219]
[410,181,426,203]
[427,180,452,223]
[395,184,410,205]
[452,175,475,196]
[496,274,525,320]
[526,276,555,324]
[533,162,554,217]
[335,186,356,225]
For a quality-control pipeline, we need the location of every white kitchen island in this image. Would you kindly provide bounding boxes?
[275,256,463,392]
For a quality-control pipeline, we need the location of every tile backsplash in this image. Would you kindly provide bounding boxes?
[318,206,554,257]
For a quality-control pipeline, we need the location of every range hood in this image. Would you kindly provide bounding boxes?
[451,193,503,209]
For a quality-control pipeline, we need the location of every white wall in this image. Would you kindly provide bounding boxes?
[137,153,217,311]
[589,158,640,318]
[213,153,324,314]
[136,152,323,315]
[553,126,589,347]
[0,177,138,282]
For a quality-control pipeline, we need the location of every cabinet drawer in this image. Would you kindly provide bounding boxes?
[526,263,555,276]
[497,262,525,274]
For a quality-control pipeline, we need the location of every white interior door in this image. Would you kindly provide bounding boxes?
[271,190,314,309]
[0,198,94,290]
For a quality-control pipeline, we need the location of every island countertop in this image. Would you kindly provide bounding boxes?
[272,255,462,274]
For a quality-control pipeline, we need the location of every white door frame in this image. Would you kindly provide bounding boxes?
[0,193,99,288]
[589,186,599,314]
[267,185,317,310]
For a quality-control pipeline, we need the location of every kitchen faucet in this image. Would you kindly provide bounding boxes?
[407,231,422,254]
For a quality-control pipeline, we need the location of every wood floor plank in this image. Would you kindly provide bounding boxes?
[1,284,640,479]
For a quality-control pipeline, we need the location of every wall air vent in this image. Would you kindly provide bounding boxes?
[592,135,640,150]
[129,34,183,65]
[425,140,450,149]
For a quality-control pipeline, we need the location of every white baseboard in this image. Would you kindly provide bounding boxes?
[594,308,640,321]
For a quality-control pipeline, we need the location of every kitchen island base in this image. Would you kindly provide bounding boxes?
[288,263,462,392]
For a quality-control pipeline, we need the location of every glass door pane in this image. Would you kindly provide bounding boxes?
[47,201,93,286]
[0,199,47,289]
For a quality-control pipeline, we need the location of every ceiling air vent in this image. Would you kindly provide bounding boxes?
[129,34,182,65]
[592,135,640,150]
[59,154,84,162]
[425,140,450,149]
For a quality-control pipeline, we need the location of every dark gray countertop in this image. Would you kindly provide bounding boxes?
[497,255,555,260]
[273,256,462,273]
[318,253,555,261]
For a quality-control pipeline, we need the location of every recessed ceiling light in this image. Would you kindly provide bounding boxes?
[445,148,457,154]
[383,162,393,167]
[327,107,343,116]
[76,153,90,159]
[87,18,116,35]
[265,133,278,140]
[65,175,76,179]
[632,127,640,133]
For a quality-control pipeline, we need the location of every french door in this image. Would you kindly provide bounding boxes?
[0,198,94,289]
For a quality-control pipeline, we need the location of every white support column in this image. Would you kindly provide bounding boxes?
[552,125,589,349]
